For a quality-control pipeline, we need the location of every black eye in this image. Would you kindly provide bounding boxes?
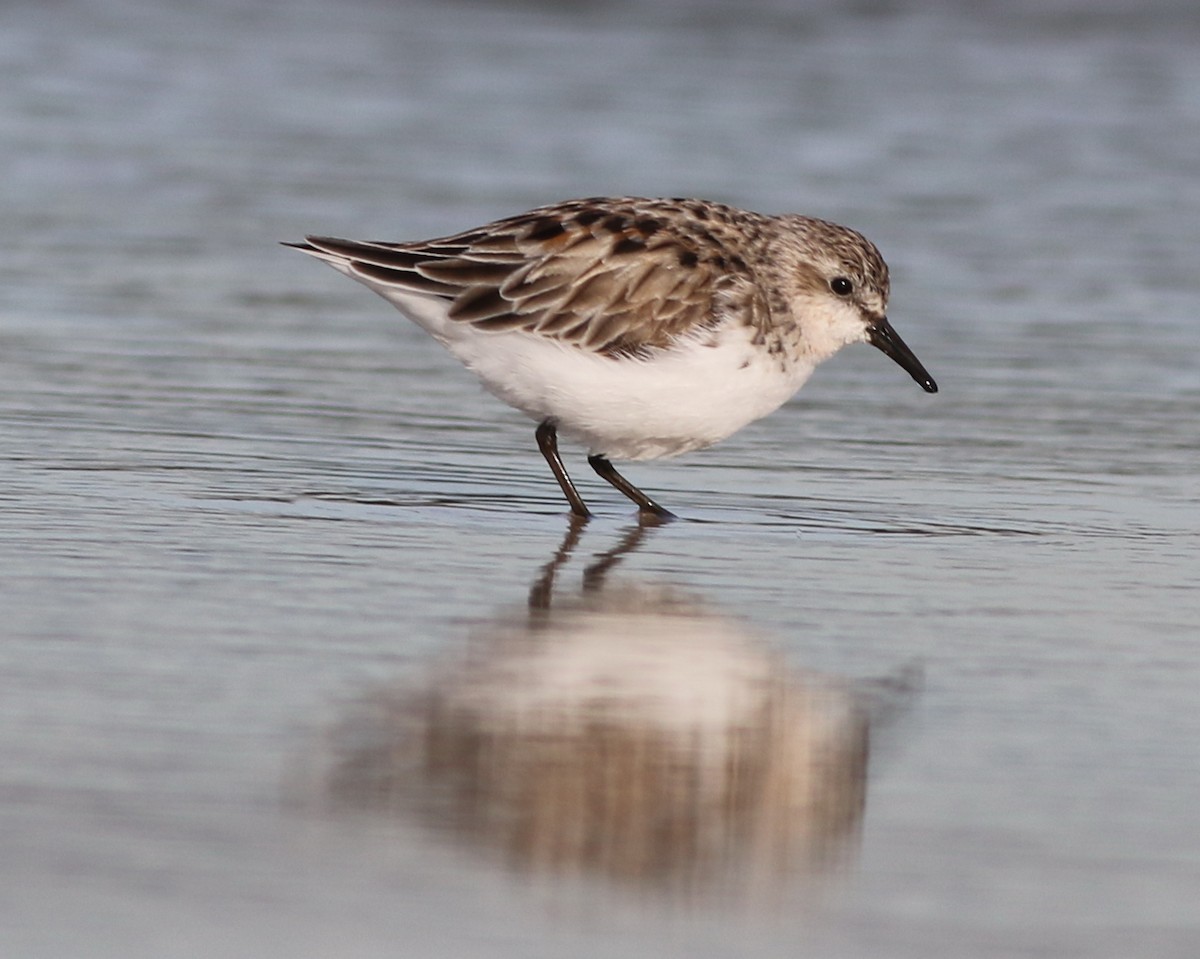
[830,276,854,296]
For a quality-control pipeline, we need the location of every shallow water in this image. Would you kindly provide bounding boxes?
[2,0,1199,956]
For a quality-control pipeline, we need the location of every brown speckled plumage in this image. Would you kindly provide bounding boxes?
[294,197,890,359]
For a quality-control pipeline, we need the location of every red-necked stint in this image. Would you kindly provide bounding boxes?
[287,196,937,519]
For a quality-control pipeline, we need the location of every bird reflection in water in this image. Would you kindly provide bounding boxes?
[325,519,895,907]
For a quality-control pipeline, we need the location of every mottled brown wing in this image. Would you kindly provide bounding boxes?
[303,199,763,356]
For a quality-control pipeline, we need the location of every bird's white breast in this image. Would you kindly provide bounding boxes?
[380,288,815,461]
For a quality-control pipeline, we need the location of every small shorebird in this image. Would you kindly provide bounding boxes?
[287,196,937,519]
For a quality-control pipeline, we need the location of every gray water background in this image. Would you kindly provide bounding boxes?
[2,0,1199,956]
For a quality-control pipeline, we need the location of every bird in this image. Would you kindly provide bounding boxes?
[285,196,937,519]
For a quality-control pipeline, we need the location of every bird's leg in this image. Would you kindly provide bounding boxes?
[587,455,676,519]
[535,420,591,519]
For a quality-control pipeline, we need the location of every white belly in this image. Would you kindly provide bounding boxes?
[370,285,815,461]
[449,323,813,461]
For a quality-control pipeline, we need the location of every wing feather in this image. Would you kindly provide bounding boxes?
[298,198,768,356]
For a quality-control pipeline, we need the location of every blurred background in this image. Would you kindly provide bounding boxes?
[2,1,1198,957]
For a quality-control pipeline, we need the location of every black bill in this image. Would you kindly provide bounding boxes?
[867,317,938,393]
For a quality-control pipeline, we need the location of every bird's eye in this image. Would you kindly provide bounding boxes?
[830,276,854,296]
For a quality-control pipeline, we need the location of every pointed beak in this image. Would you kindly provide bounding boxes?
[866,317,938,393]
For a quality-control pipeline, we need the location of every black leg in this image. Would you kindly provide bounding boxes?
[587,454,676,519]
[535,420,591,519]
